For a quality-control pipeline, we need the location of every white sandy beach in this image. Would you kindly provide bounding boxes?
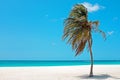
[0,65,120,80]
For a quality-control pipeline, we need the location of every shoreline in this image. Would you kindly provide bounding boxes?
[0,65,120,80]
[0,60,120,67]
[0,64,120,67]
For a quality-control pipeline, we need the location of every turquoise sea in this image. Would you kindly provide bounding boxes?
[0,60,120,67]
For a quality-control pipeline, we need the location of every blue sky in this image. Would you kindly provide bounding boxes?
[0,0,120,60]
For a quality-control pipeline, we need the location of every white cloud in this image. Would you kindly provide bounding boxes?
[82,2,104,12]
[107,31,114,36]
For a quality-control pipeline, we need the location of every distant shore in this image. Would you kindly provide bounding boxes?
[0,65,120,80]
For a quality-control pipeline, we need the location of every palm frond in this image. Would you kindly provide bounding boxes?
[62,4,106,57]
[90,21,106,40]
[70,4,88,19]
[97,29,106,40]
[75,39,87,56]
[92,21,99,27]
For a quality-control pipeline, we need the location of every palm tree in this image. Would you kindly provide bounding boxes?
[62,4,106,77]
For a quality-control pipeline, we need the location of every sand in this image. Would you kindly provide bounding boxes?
[0,65,120,80]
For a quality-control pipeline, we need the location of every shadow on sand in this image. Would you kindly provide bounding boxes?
[76,74,120,80]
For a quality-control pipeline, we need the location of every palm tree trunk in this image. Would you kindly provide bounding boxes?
[88,41,93,77]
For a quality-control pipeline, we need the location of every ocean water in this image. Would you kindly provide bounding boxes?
[0,60,120,67]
